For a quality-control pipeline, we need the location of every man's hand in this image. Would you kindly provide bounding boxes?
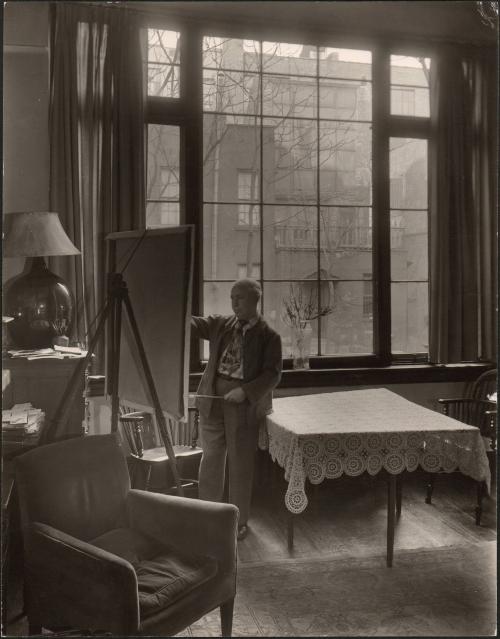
[224,387,246,403]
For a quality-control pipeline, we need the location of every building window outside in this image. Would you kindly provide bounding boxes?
[237,170,259,226]
[363,273,373,318]
[237,263,261,280]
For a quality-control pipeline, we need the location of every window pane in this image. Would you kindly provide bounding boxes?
[391,211,428,281]
[263,118,317,203]
[203,70,260,115]
[391,55,430,87]
[263,205,317,279]
[262,75,317,118]
[391,86,429,117]
[319,122,372,205]
[390,55,430,117]
[147,125,180,226]
[320,48,372,80]
[319,207,372,280]
[146,202,179,227]
[203,37,260,72]
[203,115,261,202]
[390,138,427,209]
[319,79,372,121]
[147,29,180,98]
[262,41,317,76]
[321,280,373,354]
[202,281,234,359]
[203,204,261,281]
[391,282,429,354]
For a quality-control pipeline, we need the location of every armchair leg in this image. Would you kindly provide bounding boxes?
[220,598,234,637]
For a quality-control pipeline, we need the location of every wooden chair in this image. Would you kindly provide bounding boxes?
[437,368,497,450]
[426,368,497,524]
[119,408,202,496]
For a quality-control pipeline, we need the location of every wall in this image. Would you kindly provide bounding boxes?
[3,1,50,283]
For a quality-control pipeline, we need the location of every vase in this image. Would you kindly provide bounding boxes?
[291,324,312,370]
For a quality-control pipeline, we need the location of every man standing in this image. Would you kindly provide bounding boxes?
[191,279,282,540]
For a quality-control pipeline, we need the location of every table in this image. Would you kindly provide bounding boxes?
[2,357,87,443]
[261,388,491,566]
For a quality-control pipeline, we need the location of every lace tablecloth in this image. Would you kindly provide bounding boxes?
[260,389,491,514]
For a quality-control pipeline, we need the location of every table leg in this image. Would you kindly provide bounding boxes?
[396,476,402,519]
[387,474,396,567]
[287,512,295,551]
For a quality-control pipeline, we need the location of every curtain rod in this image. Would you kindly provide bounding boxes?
[57,1,497,50]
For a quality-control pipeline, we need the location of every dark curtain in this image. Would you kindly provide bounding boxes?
[49,3,146,366]
[429,45,497,364]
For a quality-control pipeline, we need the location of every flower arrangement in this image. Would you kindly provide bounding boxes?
[282,284,333,330]
[282,284,333,368]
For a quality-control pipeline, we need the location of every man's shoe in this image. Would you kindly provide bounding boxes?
[237,524,248,541]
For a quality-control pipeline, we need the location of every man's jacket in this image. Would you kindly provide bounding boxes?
[191,314,282,423]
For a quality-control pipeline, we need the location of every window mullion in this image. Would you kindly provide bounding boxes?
[182,26,204,370]
[316,47,321,356]
[259,41,264,314]
[372,47,391,364]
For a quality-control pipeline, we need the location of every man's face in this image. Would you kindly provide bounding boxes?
[231,285,258,321]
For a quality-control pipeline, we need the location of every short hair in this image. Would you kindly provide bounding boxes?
[232,278,262,302]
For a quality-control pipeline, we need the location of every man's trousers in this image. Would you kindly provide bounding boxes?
[198,376,259,525]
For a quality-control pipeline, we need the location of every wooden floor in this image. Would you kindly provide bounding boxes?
[238,451,496,564]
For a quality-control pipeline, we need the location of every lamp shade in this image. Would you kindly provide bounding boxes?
[3,211,80,257]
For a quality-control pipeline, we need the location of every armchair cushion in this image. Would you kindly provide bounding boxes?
[137,553,217,617]
[91,527,218,618]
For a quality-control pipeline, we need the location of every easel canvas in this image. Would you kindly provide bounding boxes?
[106,226,194,423]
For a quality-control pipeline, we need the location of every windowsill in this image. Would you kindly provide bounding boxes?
[87,362,493,397]
[188,361,492,392]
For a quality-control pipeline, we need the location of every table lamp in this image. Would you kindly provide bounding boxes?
[3,211,81,349]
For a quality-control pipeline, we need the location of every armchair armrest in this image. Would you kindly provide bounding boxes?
[127,489,238,574]
[26,522,139,634]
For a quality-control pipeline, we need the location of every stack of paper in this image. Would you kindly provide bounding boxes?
[7,347,87,360]
[2,403,45,445]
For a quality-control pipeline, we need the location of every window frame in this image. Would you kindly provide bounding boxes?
[141,16,433,370]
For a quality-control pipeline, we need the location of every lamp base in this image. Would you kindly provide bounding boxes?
[5,258,75,350]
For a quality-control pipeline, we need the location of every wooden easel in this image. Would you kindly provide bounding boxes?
[41,271,184,497]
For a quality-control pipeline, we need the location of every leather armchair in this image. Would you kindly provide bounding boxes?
[15,434,238,636]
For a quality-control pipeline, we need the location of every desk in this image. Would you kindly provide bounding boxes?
[261,389,491,565]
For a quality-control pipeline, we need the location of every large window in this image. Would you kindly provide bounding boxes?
[144,26,431,364]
